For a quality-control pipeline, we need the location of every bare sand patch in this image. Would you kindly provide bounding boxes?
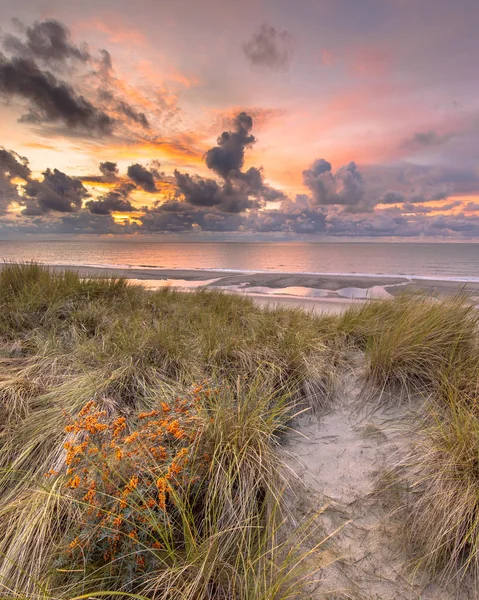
[283,360,475,599]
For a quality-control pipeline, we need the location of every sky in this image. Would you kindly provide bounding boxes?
[1,0,479,239]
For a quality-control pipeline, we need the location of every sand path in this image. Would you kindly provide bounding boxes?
[283,362,474,599]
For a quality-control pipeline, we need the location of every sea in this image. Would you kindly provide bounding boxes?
[0,240,478,282]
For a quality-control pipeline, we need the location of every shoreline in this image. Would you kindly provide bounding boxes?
[36,263,479,293]
[4,263,479,314]
[23,260,479,283]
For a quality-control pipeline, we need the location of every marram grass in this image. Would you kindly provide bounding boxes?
[0,264,334,599]
[3,263,479,596]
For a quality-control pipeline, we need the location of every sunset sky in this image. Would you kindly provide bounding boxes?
[1,0,479,238]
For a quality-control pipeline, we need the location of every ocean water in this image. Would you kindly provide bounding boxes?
[0,240,478,281]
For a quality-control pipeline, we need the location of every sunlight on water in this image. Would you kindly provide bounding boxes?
[1,240,478,281]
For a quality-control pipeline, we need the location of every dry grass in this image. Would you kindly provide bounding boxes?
[0,264,335,599]
[339,292,478,397]
[4,263,479,595]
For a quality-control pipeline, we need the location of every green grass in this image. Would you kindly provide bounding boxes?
[3,263,479,596]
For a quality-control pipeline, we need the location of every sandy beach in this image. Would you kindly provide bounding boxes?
[32,263,479,314]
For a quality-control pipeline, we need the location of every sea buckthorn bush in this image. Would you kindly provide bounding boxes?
[57,389,207,575]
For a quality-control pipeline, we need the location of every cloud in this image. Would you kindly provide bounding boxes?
[0,56,114,135]
[243,24,293,70]
[99,161,119,178]
[303,159,366,209]
[3,19,90,66]
[79,161,120,184]
[205,112,256,178]
[86,182,136,215]
[127,163,157,192]
[0,18,151,139]
[403,129,455,148]
[402,200,461,213]
[174,112,284,213]
[173,170,261,213]
[22,168,89,214]
[116,101,149,129]
[0,148,31,213]
[173,171,221,208]
[0,147,31,181]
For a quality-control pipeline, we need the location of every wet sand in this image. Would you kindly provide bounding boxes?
[40,264,479,291]
[13,264,479,314]
[41,264,407,290]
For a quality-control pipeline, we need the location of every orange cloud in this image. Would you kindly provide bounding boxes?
[91,136,207,170]
[136,60,200,90]
[75,17,148,46]
[23,142,59,152]
[82,180,118,190]
[112,211,144,225]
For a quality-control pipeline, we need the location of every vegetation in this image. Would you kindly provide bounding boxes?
[2,263,479,597]
[0,264,333,599]
[339,292,479,580]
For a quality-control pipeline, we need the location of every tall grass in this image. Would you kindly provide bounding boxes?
[0,264,334,599]
[338,292,479,397]
[338,290,479,583]
[4,263,479,593]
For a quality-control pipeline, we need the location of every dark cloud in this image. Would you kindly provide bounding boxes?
[403,130,455,148]
[174,170,261,213]
[303,160,366,209]
[117,101,149,129]
[174,171,221,208]
[56,212,119,234]
[138,198,327,234]
[429,214,478,233]
[243,24,293,70]
[175,112,284,214]
[0,148,31,213]
[99,161,119,178]
[0,57,114,135]
[78,161,119,184]
[0,147,31,181]
[376,164,452,205]
[22,168,89,214]
[99,49,113,73]
[3,19,90,65]
[86,182,136,215]
[401,200,461,213]
[205,112,255,178]
[127,163,157,192]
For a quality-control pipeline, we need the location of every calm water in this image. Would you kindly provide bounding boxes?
[0,240,478,281]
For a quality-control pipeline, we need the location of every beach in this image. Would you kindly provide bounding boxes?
[38,263,479,313]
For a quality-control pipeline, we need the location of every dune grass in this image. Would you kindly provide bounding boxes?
[404,388,479,580]
[338,292,479,397]
[0,264,335,599]
[4,263,479,595]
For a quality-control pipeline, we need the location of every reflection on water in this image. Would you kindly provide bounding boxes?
[217,284,330,298]
[337,286,392,299]
[129,278,392,301]
[128,278,219,289]
[1,240,478,280]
